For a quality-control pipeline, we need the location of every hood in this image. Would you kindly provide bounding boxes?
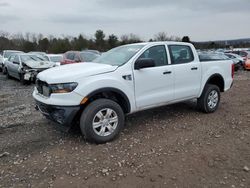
[37,62,117,84]
[24,60,55,69]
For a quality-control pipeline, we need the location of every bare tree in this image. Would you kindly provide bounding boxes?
[154,32,168,41]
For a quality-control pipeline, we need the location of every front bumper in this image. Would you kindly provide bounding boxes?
[35,100,80,127]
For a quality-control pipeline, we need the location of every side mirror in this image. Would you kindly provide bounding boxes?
[134,58,155,70]
[13,61,20,65]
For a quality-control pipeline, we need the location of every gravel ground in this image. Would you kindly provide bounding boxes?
[0,71,250,188]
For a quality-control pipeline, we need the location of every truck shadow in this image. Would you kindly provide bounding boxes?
[69,100,198,138]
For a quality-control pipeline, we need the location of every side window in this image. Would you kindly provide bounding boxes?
[74,54,81,61]
[8,55,15,62]
[138,45,168,67]
[13,55,20,64]
[169,45,194,64]
[66,53,75,60]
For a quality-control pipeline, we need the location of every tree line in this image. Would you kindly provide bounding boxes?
[0,30,188,53]
[1,29,248,53]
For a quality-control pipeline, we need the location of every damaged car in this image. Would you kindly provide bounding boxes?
[4,53,56,84]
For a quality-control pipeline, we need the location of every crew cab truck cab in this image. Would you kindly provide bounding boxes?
[33,42,234,144]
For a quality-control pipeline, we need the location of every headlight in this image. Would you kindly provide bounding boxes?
[50,82,78,94]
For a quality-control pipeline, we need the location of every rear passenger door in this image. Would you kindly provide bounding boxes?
[168,45,201,100]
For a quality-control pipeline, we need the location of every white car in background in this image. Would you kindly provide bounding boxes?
[1,50,23,72]
[224,53,245,71]
[0,55,3,71]
[5,53,55,84]
[46,54,63,66]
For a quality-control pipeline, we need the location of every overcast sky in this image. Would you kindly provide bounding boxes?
[0,0,249,41]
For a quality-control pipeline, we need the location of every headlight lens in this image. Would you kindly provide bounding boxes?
[50,82,78,94]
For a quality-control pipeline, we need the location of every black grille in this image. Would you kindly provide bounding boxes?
[36,80,50,97]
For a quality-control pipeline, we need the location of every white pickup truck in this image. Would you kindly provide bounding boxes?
[33,42,234,143]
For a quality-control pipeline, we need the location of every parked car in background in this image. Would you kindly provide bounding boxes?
[198,52,229,62]
[244,53,250,70]
[29,51,47,56]
[224,53,244,71]
[61,51,100,65]
[46,54,63,66]
[230,50,249,62]
[34,42,234,143]
[1,50,23,72]
[0,55,3,72]
[4,53,55,84]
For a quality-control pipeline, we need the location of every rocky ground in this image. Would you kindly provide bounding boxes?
[0,71,250,188]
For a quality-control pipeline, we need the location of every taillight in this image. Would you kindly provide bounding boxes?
[231,63,234,79]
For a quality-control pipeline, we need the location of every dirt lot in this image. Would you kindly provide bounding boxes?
[0,71,250,188]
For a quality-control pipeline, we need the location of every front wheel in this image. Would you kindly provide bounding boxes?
[80,99,125,144]
[5,68,10,79]
[197,84,220,113]
[20,73,27,85]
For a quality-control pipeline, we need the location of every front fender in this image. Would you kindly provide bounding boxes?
[74,73,136,112]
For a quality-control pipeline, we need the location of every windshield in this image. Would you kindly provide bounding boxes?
[93,44,145,66]
[50,55,63,62]
[20,55,43,63]
[4,51,21,58]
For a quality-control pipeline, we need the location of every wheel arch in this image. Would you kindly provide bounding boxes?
[83,87,131,114]
[203,73,225,93]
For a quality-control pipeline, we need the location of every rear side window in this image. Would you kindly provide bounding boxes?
[66,52,75,60]
[138,45,168,67]
[169,45,194,64]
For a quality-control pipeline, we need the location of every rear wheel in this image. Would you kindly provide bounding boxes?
[197,84,220,113]
[80,99,125,144]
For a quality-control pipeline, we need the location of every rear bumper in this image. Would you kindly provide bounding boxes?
[35,100,80,127]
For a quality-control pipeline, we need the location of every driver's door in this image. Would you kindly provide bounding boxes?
[133,45,174,110]
[11,55,21,79]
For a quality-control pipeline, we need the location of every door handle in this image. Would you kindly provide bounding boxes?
[191,67,198,70]
[163,71,172,75]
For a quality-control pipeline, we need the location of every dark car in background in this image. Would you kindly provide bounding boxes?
[61,51,100,65]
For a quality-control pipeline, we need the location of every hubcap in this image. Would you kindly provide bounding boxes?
[207,90,219,109]
[92,108,118,137]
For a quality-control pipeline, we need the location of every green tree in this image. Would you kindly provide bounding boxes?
[182,36,191,43]
[108,34,118,49]
[38,38,49,52]
[95,30,106,51]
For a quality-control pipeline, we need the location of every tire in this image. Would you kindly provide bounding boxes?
[5,68,10,79]
[20,73,27,85]
[80,99,125,144]
[197,84,220,113]
[3,67,6,75]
